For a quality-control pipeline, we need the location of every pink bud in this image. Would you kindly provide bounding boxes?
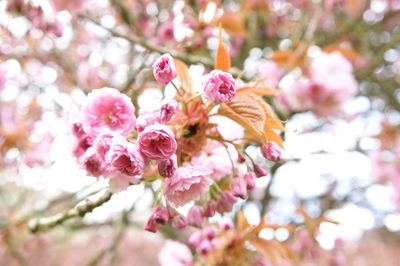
[237,153,246,163]
[231,176,247,199]
[197,240,213,256]
[157,154,177,177]
[172,215,188,229]
[204,227,217,240]
[80,147,105,177]
[219,216,234,231]
[244,172,256,190]
[261,142,282,162]
[72,122,85,138]
[188,231,203,247]
[215,191,237,214]
[202,201,216,218]
[144,217,158,233]
[253,163,268,178]
[159,100,179,123]
[187,206,204,228]
[153,205,169,225]
[153,54,177,84]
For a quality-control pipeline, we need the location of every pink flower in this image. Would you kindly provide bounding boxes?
[203,70,237,103]
[159,99,179,123]
[188,231,203,247]
[136,111,160,132]
[187,206,204,228]
[153,54,177,84]
[82,88,136,136]
[244,172,256,190]
[231,176,247,199]
[202,201,216,218]
[80,147,105,177]
[261,141,282,162]
[138,122,177,160]
[215,191,237,214]
[0,68,6,91]
[145,205,169,233]
[158,240,193,266]
[253,163,268,178]
[164,165,212,207]
[93,131,116,161]
[106,136,145,176]
[157,154,177,177]
[72,134,93,158]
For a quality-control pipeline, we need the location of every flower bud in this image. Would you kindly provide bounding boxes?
[157,154,177,177]
[172,215,188,229]
[237,153,246,163]
[219,216,234,231]
[188,231,203,247]
[153,54,176,84]
[204,227,217,240]
[202,201,216,218]
[261,141,282,162]
[144,217,158,233]
[231,176,247,199]
[253,163,268,178]
[153,205,169,225]
[197,240,213,256]
[244,172,256,190]
[187,206,204,228]
[215,191,237,214]
[159,99,179,123]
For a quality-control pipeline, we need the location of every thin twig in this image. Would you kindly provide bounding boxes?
[28,191,113,233]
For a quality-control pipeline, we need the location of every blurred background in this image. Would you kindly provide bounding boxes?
[0,0,400,265]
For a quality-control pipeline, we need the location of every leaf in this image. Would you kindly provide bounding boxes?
[249,238,293,265]
[218,93,284,145]
[173,59,193,93]
[218,93,266,142]
[212,10,248,37]
[215,27,231,72]
[237,211,250,232]
[237,83,279,96]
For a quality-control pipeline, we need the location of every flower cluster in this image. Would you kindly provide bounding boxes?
[69,53,283,236]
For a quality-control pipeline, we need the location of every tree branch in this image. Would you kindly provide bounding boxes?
[28,191,113,233]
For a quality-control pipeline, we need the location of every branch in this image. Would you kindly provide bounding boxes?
[28,191,113,233]
[80,15,246,79]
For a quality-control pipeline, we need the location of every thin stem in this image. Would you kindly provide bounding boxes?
[28,190,113,233]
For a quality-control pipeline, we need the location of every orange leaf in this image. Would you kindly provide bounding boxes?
[212,9,248,37]
[237,84,279,96]
[249,238,293,265]
[218,93,266,142]
[214,27,231,72]
[218,93,284,145]
[237,211,250,232]
[173,59,193,93]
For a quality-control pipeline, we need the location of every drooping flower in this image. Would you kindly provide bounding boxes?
[80,147,105,177]
[187,205,204,228]
[231,176,247,199]
[138,122,177,160]
[244,172,256,190]
[158,240,193,266]
[106,136,145,176]
[164,165,212,207]
[203,70,237,103]
[159,99,179,123]
[81,88,136,136]
[157,154,177,177]
[261,141,282,162]
[153,54,177,84]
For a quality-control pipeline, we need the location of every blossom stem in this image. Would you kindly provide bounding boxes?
[28,190,113,233]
